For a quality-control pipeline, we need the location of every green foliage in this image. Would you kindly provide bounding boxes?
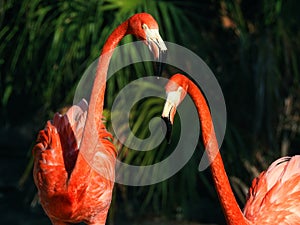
[1,0,300,224]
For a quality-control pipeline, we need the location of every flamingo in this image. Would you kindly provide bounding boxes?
[161,74,300,225]
[33,13,167,225]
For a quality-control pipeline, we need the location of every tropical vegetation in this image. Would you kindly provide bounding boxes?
[1,0,299,224]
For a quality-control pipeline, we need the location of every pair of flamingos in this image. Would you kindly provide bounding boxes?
[33,13,300,225]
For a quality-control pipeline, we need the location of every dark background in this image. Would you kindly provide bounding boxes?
[1,0,300,224]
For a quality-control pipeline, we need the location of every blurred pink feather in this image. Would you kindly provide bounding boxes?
[244,156,300,224]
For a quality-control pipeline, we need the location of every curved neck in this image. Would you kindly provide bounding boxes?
[187,80,249,225]
[79,20,129,156]
[90,20,129,119]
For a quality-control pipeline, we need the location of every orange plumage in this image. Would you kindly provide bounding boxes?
[244,156,300,224]
[33,13,166,225]
[162,74,300,225]
[33,100,116,225]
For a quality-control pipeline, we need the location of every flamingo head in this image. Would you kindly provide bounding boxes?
[128,13,167,76]
[161,74,188,142]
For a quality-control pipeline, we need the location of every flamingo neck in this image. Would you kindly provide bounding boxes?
[89,20,129,119]
[187,80,249,225]
[79,20,129,157]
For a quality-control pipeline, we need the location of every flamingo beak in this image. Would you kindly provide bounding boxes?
[161,100,176,143]
[161,89,182,143]
[145,28,167,76]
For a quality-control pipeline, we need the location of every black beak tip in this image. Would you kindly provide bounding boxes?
[161,116,173,144]
[156,50,167,76]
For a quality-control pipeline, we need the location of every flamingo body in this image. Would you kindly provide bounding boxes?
[244,156,300,224]
[33,13,166,225]
[161,74,300,225]
[33,99,115,225]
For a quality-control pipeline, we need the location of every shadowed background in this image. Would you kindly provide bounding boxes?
[1,0,300,224]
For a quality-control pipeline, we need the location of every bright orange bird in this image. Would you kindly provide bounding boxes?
[33,13,167,225]
[162,74,300,225]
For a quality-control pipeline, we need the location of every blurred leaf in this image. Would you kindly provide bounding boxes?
[1,0,299,224]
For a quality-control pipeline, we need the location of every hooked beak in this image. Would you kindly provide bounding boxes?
[161,100,176,143]
[161,89,182,143]
[145,28,167,76]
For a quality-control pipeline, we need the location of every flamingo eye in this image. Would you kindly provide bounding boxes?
[142,24,148,29]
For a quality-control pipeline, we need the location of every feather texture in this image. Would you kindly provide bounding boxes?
[162,74,300,225]
[244,156,300,224]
